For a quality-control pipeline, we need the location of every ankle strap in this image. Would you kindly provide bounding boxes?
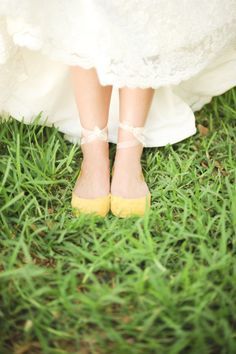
[80,126,108,145]
[117,121,146,149]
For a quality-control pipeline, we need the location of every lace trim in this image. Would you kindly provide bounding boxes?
[0,15,236,89]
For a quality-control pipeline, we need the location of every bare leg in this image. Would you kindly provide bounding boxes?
[111,87,154,198]
[70,66,112,198]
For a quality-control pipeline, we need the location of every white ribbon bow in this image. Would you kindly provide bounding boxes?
[119,122,147,147]
[81,126,108,145]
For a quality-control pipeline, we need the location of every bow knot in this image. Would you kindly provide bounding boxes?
[119,122,147,147]
[81,126,108,145]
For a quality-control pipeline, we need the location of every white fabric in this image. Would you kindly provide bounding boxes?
[0,1,236,147]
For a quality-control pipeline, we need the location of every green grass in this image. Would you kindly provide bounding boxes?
[0,89,236,354]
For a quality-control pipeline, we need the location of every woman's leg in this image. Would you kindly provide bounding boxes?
[111,87,154,198]
[70,66,112,198]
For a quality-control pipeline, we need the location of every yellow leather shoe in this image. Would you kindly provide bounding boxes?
[110,121,151,218]
[110,193,151,218]
[72,191,110,217]
[71,125,110,217]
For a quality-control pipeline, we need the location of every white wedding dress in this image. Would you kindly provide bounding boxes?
[0,0,236,147]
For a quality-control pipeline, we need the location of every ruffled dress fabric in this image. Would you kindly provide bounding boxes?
[0,0,236,147]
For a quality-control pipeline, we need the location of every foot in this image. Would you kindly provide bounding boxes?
[111,146,149,199]
[73,141,110,199]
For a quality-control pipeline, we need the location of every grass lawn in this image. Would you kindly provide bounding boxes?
[0,88,236,354]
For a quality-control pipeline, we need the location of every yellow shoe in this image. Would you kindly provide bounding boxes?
[72,191,110,217]
[71,125,110,217]
[110,193,151,218]
[110,121,151,218]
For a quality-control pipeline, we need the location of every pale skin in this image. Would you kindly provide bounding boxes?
[70,66,154,199]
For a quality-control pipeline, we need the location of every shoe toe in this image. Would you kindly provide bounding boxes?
[110,194,151,218]
[71,193,110,217]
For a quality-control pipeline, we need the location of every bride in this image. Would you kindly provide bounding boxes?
[0,1,236,217]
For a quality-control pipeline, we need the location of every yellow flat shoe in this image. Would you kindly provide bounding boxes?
[110,193,151,218]
[110,120,152,218]
[71,124,110,217]
[71,192,110,217]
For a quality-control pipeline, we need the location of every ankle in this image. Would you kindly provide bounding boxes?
[114,146,143,166]
[82,139,109,156]
[82,155,110,170]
